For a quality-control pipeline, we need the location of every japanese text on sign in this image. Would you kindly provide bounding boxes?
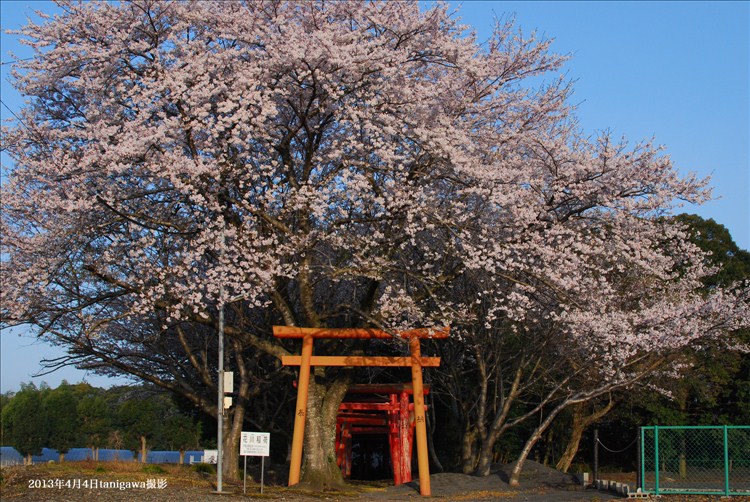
[240,431,270,457]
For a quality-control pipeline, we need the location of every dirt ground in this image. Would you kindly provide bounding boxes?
[1,460,745,501]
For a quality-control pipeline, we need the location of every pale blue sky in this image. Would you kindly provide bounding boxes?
[1,1,748,392]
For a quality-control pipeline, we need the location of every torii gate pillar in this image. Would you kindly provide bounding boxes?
[409,335,430,494]
[287,332,313,490]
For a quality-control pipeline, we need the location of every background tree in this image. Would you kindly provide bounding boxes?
[76,392,111,461]
[672,215,750,424]
[117,391,170,463]
[433,206,748,483]
[620,216,750,426]
[1,383,47,464]
[1,382,211,464]
[162,414,202,465]
[42,381,79,462]
[558,215,750,472]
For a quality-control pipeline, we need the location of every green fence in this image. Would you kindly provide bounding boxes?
[640,425,750,496]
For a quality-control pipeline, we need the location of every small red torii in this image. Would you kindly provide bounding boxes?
[336,383,429,485]
[274,326,449,497]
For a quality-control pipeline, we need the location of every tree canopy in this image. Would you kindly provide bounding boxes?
[1,0,748,486]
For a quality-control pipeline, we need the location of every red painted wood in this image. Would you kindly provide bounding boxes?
[389,393,402,485]
[339,402,426,412]
[399,391,413,483]
[346,383,431,395]
[336,416,387,426]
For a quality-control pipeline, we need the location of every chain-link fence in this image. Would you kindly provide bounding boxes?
[640,425,750,496]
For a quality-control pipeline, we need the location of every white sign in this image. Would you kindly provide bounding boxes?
[223,371,234,393]
[240,431,270,457]
[203,449,218,464]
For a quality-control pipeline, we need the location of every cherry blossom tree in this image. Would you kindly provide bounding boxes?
[436,212,748,482]
[435,145,750,480]
[2,0,747,487]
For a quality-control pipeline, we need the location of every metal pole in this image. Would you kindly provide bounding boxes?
[654,426,660,496]
[217,286,225,493]
[637,428,642,491]
[593,428,599,484]
[261,456,265,494]
[243,455,247,494]
[723,425,730,496]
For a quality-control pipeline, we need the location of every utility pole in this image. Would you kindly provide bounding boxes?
[217,286,225,493]
[216,219,228,493]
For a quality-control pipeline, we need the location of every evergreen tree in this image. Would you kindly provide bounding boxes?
[77,393,111,461]
[42,381,78,461]
[1,383,47,463]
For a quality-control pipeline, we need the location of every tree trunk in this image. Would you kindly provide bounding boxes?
[300,374,349,489]
[222,403,247,482]
[678,397,688,480]
[59,452,65,463]
[461,427,478,474]
[221,338,259,483]
[471,361,526,477]
[555,398,614,473]
[556,416,586,473]
[509,423,549,487]
[474,437,494,476]
[679,435,687,479]
[140,435,147,463]
[542,429,554,466]
[509,398,572,487]
[179,450,185,465]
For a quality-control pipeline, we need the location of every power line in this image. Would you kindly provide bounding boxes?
[0,98,33,135]
[1,57,35,66]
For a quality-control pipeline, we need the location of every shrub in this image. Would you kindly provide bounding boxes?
[192,463,215,475]
[142,464,165,474]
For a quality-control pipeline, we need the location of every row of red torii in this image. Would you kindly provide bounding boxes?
[273,326,449,497]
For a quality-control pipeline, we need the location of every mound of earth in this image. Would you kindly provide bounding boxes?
[368,461,619,501]
[490,460,583,489]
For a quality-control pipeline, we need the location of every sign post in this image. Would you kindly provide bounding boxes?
[240,431,270,494]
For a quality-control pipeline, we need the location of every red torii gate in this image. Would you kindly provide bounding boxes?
[274,326,449,497]
[336,383,428,485]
